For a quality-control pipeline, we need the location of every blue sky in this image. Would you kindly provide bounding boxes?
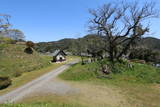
[1,0,160,42]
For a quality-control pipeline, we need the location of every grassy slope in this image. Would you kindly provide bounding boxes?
[0,44,50,77]
[0,55,79,107]
[59,61,160,107]
[60,61,160,83]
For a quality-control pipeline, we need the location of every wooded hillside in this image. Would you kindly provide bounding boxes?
[35,35,160,54]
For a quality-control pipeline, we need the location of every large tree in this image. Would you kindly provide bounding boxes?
[0,14,11,32]
[89,1,159,62]
[4,29,25,41]
[0,14,25,41]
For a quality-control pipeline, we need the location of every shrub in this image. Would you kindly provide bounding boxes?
[0,76,12,90]
[26,41,34,48]
[24,47,33,54]
[129,48,160,63]
[25,41,34,54]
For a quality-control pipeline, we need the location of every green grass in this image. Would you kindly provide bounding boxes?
[0,44,51,77]
[59,63,98,81]
[60,61,160,84]
[59,60,160,106]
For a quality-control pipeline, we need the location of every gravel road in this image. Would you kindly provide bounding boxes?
[0,60,79,104]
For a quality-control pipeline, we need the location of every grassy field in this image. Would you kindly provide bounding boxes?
[2,60,159,107]
[1,52,160,107]
[60,61,160,84]
[58,61,160,107]
[5,60,159,107]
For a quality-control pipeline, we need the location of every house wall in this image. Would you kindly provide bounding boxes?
[56,54,65,61]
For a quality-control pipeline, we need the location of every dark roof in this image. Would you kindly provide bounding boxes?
[52,50,66,56]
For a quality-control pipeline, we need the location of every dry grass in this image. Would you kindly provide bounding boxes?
[68,81,130,107]
[18,79,130,107]
[120,83,160,107]
[59,61,160,107]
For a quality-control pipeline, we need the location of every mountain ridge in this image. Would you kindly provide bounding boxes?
[34,35,160,54]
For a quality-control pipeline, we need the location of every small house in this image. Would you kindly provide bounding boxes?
[52,50,67,62]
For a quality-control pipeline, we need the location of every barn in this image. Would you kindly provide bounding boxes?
[52,50,67,62]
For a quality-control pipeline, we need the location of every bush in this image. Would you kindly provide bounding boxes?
[0,76,12,90]
[129,48,160,63]
[24,47,33,54]
[26,41,34,48]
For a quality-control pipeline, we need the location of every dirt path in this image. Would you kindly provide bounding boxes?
[0,60,79,104]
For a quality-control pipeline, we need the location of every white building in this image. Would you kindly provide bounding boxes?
[52,50,67,62]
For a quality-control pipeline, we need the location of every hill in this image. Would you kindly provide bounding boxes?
[34,35,160,54]
[0,43,50,78]
[35,38,77,53]
[140,37,160,50]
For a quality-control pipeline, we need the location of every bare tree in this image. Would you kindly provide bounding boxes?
[0,14,11,32]
[4,29,25,41]
[0,14,25,41]
[89,1,159,62]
